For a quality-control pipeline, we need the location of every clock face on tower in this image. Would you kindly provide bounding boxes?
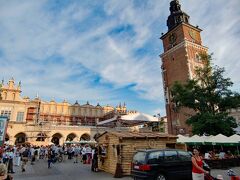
[169,33,177,45]
[189,29,196,41]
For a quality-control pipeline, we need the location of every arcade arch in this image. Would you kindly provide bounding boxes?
[14,132,27,144]
[80,133,90,141]
[51,133,63,145]
[66,133,77,141]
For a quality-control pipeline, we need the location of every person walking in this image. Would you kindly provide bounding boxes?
[35,147,40,161]
[2,150,9,167]
[91,147,98,172]
[6,149,14,174]
[47,148,52,169]
[73,146,80,163]
[21,148,29,172]
[81,146,87,164]
[192,148,208,180]
[85,145,92,164]
[30,146,35,165]
[44,147,48,160]
[14,148,20,167]
[63,146,68,162]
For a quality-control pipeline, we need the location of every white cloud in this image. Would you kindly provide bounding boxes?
[0,0,239,115]
[182,0,240,88]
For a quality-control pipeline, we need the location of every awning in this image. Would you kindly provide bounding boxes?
[205,134,238,146]
[177,134,240,146]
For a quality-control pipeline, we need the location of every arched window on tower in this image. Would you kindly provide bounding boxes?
[4,92,7,100]
[195,53,201,62]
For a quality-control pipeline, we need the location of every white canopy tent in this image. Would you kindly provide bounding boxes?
[177,134,190,143]
[97,112,159,127]
[177,134,212,145]
[120,113,159,122]
[177,134,240,146]
[229,134,240,142]
[205,134,237,145]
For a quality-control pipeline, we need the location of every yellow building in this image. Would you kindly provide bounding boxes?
[0,78,132,146]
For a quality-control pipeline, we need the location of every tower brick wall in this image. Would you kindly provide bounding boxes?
[160,0,208,135]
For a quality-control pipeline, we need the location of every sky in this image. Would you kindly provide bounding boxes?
[0,0,239,116]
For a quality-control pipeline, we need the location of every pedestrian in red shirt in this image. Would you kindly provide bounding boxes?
[192,148,209,180]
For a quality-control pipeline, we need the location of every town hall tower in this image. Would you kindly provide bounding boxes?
[160,0,208,135]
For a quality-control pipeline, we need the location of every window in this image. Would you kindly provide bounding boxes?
[1,110,11,118]
[148,151,164,164]
[195,53,201,62]
[16,112,24,122]
[36,133,46,141]
[164,150,178,161]
[178,151,191,161]
[133,152,146,164]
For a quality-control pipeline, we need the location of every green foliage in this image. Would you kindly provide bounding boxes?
[171,54,240,136]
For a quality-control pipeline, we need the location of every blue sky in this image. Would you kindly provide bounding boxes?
[0,0,239,116]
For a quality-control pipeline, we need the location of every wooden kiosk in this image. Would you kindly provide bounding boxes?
[96,131,181,176]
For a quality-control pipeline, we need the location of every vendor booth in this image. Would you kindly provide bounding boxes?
[96,131,182,176]
[177,134,240,169]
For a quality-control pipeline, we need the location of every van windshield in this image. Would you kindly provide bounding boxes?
[133,152,146,164]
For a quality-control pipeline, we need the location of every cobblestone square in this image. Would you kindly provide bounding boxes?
[12,159,131,180]
[11,158,240,180]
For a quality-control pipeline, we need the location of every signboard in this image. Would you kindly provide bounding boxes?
[0,116,8,146]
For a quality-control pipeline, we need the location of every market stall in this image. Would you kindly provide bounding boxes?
[96,131,181,177]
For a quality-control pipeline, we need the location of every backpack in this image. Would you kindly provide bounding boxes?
[22,150,29,157]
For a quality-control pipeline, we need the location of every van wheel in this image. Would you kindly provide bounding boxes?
[156,174,167,180]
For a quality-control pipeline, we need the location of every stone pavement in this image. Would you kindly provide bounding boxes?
[11,158,240,180]
[12,159,131,180]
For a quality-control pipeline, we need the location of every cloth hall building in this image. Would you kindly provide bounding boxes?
[0,78,134,145]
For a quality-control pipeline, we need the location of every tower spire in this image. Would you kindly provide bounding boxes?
[167,0,190,31]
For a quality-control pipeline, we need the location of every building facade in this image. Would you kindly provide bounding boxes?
[160,0,208,135]
[0,78,133,145]
[229,108,240,134]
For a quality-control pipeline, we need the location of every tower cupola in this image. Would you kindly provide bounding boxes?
[167,0,190,31]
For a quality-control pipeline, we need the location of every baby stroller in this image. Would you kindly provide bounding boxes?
[204,173,219,180]
[228,169,240,180]
[203,161,217,180]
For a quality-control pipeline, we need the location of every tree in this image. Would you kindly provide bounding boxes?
[171,54,240,136]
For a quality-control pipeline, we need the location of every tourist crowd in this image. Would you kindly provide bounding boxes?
[204,150,238,160]
[0,143,99,179]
